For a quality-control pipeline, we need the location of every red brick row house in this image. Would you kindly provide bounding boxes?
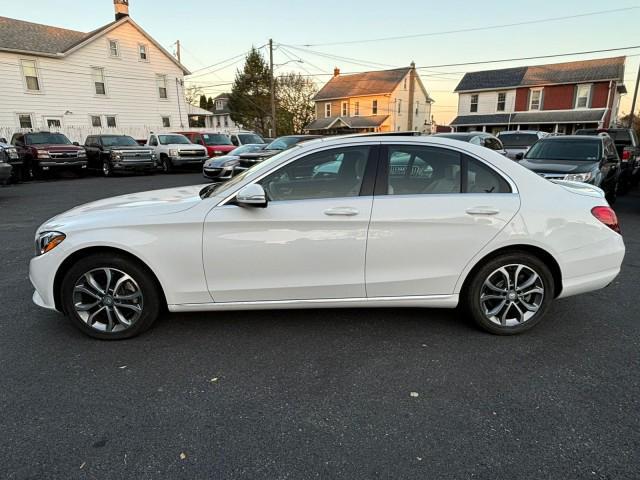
[450,57,627,134]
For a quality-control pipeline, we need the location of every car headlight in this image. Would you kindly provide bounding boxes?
[36,149,50,158]
[7,148,18,159]
[564,172,592,182]
[35,231,66,256]
[213,150,224,155]
[78,149,87,158]
[169,149,179,157]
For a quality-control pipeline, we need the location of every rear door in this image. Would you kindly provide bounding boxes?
[366,143,520,297]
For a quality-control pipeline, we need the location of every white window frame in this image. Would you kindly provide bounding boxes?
[529,88,543,111]
[156,74,168,100]
[161,116,171,128]
[92,67,107,96]
[43,116,63,129]
[470,94,479,113]
[105,115,118,128]
[216,99,224,110]
[354,101,360,116]
[575,84,591,109]
[341,101,348,116]
[138,43,149,62]
[496,92,506,112]
[108,39,120,58]
[372,100,378,115]
[17,113,34,129]
[325,103,331,118]
[90,115,103,128]
[20,59,42,93]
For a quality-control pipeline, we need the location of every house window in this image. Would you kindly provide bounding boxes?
[497,92,506,112]
[18,114,33,128]
[342,102,348,116]
[216,100,224,110]
[92,67,106,95]
[397,99,402,114]
[161,116,171,128]
[415,101,419,115]
[354,101,360,116]
[106,116,117,128]
[157,75,168,99]
[529,89,542,110]
[470,94,479,113]
[21,60,41,91]
[224,116,229,127]
[91,116,102,127]
[216,117,221,127]
[372,100,378,115]
[576,84,591,109]
[108,39,120,57]
[325,103,331,118]
[139,44,148,61]
[403,78,407,89]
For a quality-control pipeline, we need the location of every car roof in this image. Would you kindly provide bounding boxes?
[540,135,602,142]
[497,130,544,135]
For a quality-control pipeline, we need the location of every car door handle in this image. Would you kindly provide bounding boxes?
[466,206,500,216]
[324,207,359,216]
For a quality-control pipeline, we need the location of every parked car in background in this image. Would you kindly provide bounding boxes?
[432,132,507,156]
[84,135,156,177]
[229,132,265,147]
[203,144,266,181]
[11,132,87,180]
[146,133,209,173]
[496,131,548,160]
[575,128,640,192]
[177,132,235,158]
[30,135,625,339]
[236,135,321,172]
[518,135,620,204]
[0,138,17,184]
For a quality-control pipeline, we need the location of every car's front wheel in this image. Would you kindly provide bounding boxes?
[102,159,113,177]
[464,252,554,335]
[160,155,173,173]
[60,253,162,339]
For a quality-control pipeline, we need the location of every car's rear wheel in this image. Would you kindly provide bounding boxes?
[60,253,161,339]
[464,252,554,335]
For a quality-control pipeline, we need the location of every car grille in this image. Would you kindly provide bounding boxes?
[179,150,205,158]
[49,151,79,159]
[118,150,153,161]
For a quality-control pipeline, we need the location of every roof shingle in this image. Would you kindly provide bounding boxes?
[314,68,410,101]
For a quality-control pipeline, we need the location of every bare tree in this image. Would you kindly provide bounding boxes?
[185,84,204,106]
[276,73,318,135]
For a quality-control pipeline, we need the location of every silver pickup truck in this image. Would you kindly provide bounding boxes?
[146,133,209,173]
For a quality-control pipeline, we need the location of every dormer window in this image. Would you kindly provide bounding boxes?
[325,103,331,118]
[108,39,120,57]
[216,100,224,110]
[575,84,591,109]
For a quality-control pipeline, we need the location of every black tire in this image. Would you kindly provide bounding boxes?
[21,159,36,181]
[102,159,113,177]
[160,155,173,174]
[463,251,555,335]
[60,253,162,340]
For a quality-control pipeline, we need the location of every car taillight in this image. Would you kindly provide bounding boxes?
[622,149,631,161]
[591,206,621,234]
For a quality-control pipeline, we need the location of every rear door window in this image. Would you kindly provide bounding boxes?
[385,146,461,195]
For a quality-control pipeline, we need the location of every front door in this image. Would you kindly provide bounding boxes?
[203,144,376,302]
[366,144,521,297]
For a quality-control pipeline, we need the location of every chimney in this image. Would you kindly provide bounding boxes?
[114,0,130,20]
[333,67,340,77]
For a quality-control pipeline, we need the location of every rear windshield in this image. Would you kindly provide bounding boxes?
[525,139,601,161]
[26,133,71,145]
[202,134,232,146]
[497,133,539,148]
[101,136,139,147]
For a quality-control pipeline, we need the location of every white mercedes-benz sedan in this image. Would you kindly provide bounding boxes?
[29,135,625,339]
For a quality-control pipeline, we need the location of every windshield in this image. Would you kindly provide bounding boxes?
[201,146,302,199]
[525,139,601,161]
[101,136,139,147]
[266,137,305,150]
[26,133,72,145]
[238,134,264,144]
[202,133,232,146]
[230,144,264,155]
[498,133,539,148]
[159,134,191,145]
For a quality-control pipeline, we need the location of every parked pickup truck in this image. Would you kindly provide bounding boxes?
[10,131,87,180]
[85,134,156,176]
[0,138,17,184]
[146,133,209,173]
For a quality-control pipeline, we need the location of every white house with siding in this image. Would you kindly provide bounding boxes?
[0,0,191,142]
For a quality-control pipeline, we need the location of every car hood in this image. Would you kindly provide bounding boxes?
[519,158,598,174]
[240,150,280,159]
[162,144,207,150]
[206,145,235,152]
[205,155,240,167]
[40,185,206,230]
[104,146,153,152]
[33,144,83,151]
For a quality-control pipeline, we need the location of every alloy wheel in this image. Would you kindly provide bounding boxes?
[102,160,112,177]
[72,268,144,333]
[480,264,544,327]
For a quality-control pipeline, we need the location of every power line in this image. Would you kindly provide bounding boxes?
[292,7,640,47]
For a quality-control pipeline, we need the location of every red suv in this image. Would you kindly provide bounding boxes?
[177,132,235,158]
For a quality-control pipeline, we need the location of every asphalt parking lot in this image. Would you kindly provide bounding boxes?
[1,172,639,479]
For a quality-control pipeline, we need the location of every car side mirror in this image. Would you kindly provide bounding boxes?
[0,138,6,144]
[73,142,80,146]
[236,184,267,208]
[515,152,524,160]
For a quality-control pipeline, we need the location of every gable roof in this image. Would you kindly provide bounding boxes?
[314,67,411,101]
[0,15,190,74]
[455,56,625,92]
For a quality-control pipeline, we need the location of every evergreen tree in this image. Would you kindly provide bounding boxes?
[199,95,208,110]
[207,97,214,111]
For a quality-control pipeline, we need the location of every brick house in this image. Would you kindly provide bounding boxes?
[306,64,433,134]
[450,57,627,135]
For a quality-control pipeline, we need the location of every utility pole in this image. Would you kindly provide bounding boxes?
[629,63,640,128]
[176,40,181,63]
[269,39,277,138]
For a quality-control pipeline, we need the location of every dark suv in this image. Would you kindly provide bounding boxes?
[575,128,640,193]
[84,135,156,176]
[10,132,87,180]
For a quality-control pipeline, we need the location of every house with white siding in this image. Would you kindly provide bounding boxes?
[0,0,191,142]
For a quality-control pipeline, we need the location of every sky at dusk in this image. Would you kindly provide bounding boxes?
[2,0,639,124]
